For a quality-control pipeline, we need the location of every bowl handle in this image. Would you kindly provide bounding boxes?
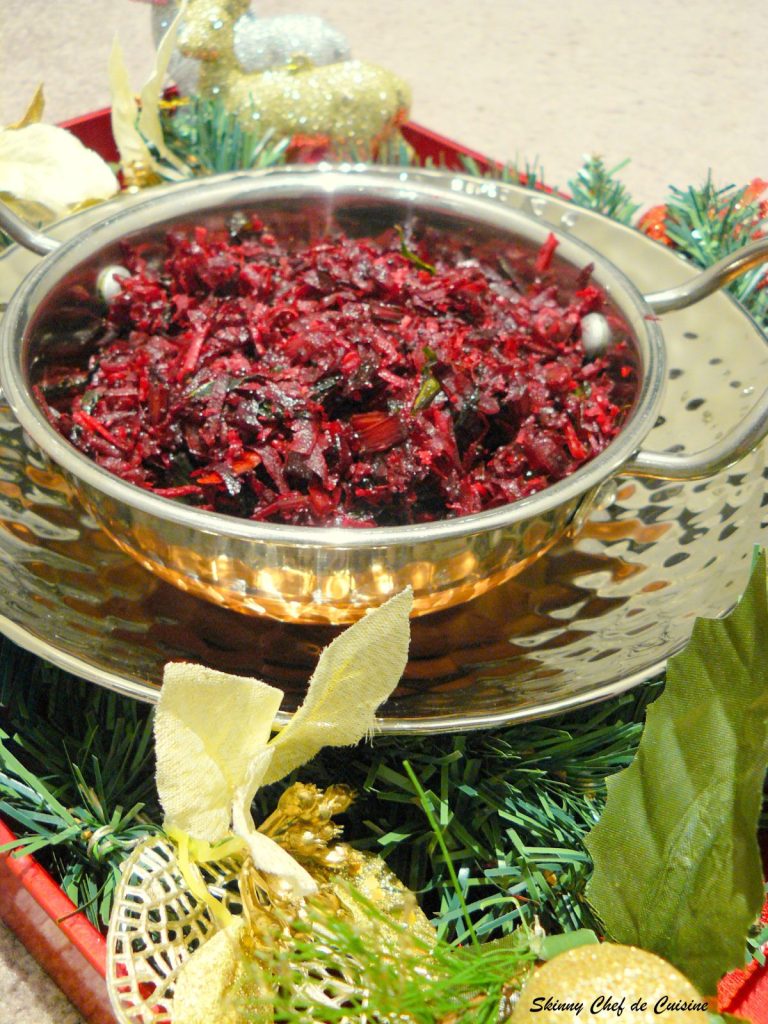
[644,235,768,314]
[0,200,60,256]
[627,236,768,479]
[625,387,768,480]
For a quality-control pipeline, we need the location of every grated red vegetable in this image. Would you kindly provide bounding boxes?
[37,222,637,527]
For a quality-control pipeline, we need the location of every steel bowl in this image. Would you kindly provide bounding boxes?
[1,165,767,625]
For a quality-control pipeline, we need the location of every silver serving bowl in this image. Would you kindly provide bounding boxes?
[1,166,767,625]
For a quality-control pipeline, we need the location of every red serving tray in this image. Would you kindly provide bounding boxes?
[1,108,766,1024]
[60,103,498,174]
[0,819,114,1023]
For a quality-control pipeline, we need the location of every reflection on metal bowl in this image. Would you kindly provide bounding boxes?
[76,480,581,623]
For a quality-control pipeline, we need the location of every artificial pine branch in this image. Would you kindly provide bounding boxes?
[0,633,658,937]
[662,176,768,324]
[160,95,417,176]
[567,156,639,224]
[0,641,160,927]
[459,153,552,192]
[161,95,291,176]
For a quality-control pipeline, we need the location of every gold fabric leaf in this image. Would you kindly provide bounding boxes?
[108,36,156,178]
[137,0,190,176]
[7,84,45,130]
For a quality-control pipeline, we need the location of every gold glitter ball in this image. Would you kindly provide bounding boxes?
[513,944,710,1024]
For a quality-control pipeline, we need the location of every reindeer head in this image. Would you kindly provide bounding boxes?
[178,0,250,62]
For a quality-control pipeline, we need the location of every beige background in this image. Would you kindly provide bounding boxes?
[0,1,766,1020]
[2,1,768,205]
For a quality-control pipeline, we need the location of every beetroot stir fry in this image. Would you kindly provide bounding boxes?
[37,220,636,527]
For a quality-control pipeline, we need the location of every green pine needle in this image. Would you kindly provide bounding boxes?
[238,894,535,1023]
[662,175,768,324]
[567,155,639,224]
[0,642,160,927]
[161,95,291,176]
[403,758,480,946]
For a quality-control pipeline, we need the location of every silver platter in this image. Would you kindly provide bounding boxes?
[0,180,765,734]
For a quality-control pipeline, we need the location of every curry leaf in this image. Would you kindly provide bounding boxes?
[584,550,768,995]
[395,225,436,274]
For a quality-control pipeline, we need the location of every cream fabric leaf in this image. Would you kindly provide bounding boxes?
[155,664,283,841]
[243,829,317,897]
[137,0,190,175]
[109,36,156,176]
[0,123,118,219]
[230,747,318,897]
[231,746,276,834]
[263,588,413,786]
[154,590,412,892]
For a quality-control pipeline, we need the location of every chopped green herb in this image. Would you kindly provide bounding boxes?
[411,345,443,411]
[80,388,100,414]
[395,225,436,274]
[412,376,443,412]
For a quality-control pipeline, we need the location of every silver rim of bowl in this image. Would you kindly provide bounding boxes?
[0,165,664,548]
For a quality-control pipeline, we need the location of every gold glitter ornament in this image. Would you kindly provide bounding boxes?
[177,0,411,152]
[227,60,410,151]
[145,0,350,95]
[513,944,710,1024]
[258,782,435,952]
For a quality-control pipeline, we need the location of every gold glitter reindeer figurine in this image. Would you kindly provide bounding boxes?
[177,0,412,155]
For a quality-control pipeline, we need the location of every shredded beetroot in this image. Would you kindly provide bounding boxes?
[37,221,637,527]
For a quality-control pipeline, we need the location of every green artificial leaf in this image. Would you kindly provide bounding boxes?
[584,550,768,994]
[567,156,639,224]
